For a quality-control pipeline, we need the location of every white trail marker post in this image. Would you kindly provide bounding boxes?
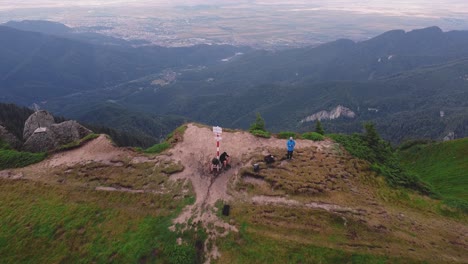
[213,126,223,160]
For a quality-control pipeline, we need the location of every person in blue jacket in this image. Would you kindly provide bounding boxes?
[286,137,296,160]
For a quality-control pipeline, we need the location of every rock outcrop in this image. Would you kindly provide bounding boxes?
[50,121,92,145]
[443,132,455,141]
[22,111,92,152]
[23,110,55,140]
[0,125,22,149]
[301,105,356,123]
[23,128,59,153]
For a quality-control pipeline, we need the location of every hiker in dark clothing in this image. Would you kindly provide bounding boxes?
[210,157,221,173]
[286,137,296,160]
[219,152,230,168]
[264,154,275,164]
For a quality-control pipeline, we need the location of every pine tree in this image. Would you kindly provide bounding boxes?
[250,113,266,132]
[315,120,325,135]
[364,122,380,149]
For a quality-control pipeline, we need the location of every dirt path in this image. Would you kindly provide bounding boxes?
[167,124,332,263]
[169,124,331,208]
[41,135,133,168]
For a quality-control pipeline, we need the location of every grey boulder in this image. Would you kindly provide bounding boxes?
[23,110,55,140]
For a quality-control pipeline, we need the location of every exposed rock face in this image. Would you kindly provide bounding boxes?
[23,128,59,153]
[0,125,22,149]
[23,110,55,140]
[301,105,356,123]
[443,132,455,141]
[50,121,92,145]
[22,111,92,152]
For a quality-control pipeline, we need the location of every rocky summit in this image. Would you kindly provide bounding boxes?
[21,111,92,152]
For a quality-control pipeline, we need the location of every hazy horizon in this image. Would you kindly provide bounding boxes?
[2,0,468,15]
[1,0,468,48]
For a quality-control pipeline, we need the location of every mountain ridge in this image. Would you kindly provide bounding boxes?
[1,23,468,143]
[0,123,466,263]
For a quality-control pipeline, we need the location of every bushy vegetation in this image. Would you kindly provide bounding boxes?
[86,124,158,148]
[398,139,435,151]
[249,113,271,138]
[0,138,46,169]
[0,139,10,149]
[0,149,47,170]
[145,142,171,154]
[315,120,325,135]
[0,103,34,140]
[249,113,266,132]
[249,129,271,138]
[56,133,100,152]
[302,132,325,141]
[399,138,468,213]
[145,125,188,154]
[276,131,300,139]
[329,123,433,195]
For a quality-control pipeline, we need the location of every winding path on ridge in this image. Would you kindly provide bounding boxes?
[169,124,330,212]
[167,124,333,261]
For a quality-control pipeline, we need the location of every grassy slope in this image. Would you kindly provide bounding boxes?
[216,149,432,263]
[0,180,177,263]
[214,144,467,264]
[399,138,468,201]
[0,149,46,170]
[0,139,46,170]
[1,129,467,263]
[0,159,199,263]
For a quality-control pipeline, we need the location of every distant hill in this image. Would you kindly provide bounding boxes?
[2,23,468,143]
[2,20,145,47]
[176,26,468,88]
[3,20,72,35]
[0,24,249,105]
[106,26,468,143]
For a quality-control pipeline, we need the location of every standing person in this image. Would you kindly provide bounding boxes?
[286,137,296,160]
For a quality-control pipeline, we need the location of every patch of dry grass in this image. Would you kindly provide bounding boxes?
[223,144,468,263]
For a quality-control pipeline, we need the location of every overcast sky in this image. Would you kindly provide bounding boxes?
[1,0,467,47]
[1,0,467,15]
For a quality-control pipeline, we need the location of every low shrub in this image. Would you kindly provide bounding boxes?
[0,139,10,150]
[250,129,271,138]
[398,139,434,151]
[329,132,434,195]
[277,132,300,139]
[0,149,47,170]
[302,132,324,141]
[57,133,100,152]
[145,124,188,154]
[166,125,188,144]
[443,199,468,214]
[145,142,171,154]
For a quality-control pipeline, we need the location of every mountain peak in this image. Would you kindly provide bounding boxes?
[408,26,442,33]
[3,20,71,35]
[406,26,443,37]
